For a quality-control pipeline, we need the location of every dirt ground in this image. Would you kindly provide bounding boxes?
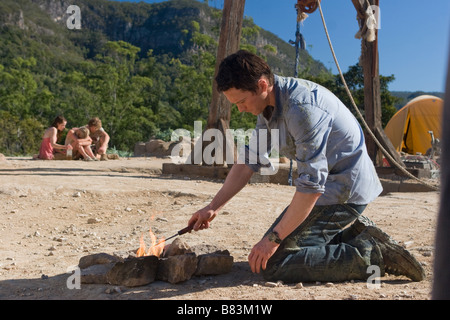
[0,156,440,300]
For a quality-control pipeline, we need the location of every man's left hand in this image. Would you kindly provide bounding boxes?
[248,237,279,273]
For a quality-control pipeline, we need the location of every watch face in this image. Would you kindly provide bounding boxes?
[268,232,281,244]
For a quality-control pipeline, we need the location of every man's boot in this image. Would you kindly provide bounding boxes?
[351,216,425,282]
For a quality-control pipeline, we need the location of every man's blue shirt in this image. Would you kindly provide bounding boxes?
[240,75,383,205]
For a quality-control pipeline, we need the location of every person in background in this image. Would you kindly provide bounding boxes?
[35,115,73,160]
[65,127,97,161]
[87,117,110,161]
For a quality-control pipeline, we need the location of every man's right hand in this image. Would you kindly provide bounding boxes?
[188,205,217,231]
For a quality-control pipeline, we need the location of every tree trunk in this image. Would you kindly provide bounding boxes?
[198,0,245,166]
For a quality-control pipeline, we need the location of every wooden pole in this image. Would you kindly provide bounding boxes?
[193,0,245,166]
[360,0,382,165]
[352,0,404,167]
[208,0,245,129]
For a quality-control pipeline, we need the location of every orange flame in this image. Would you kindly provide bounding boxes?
[136,227,165,258]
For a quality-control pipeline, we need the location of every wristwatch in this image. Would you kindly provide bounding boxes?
[267,231,282,244]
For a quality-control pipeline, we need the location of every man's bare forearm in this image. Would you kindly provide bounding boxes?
[208,164,254,212]
[273,191,322,240]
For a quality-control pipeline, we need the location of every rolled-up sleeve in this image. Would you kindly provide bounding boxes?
[287,104,332,194]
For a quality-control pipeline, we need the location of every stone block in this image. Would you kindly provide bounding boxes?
[156,253,198,284]
[163,238,192,257]
[106,256,159,287]
[78,252,122,269]
[81,263,115,284]
[195,254,233,276]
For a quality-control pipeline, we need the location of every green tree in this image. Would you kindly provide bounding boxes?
[303,63,399,128]
[85,41,156,150]
[0,111,19,155]
[17,117,45,155]
[0,111,43,155]
[0,58,38,118]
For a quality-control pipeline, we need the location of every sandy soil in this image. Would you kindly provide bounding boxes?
[0,156,440,300]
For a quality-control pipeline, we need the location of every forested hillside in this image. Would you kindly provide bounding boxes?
[0,0,333,155]
[0,0,404,156]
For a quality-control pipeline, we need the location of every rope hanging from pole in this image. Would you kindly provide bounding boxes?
[315,0,439,192]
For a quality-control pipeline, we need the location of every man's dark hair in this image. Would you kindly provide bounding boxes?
[215,50,274,93]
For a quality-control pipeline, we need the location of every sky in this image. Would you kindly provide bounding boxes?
[114,0,450,93]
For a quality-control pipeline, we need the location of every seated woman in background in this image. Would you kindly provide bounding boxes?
[36,115,73,160]
[65,127,98,161]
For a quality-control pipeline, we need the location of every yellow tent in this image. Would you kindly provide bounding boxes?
[384,95,443,155]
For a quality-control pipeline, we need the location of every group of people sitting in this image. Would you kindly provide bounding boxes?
[35,116,110,161]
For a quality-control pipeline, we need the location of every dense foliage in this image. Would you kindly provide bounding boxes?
[300,64,399,129]
[0,0,402,156]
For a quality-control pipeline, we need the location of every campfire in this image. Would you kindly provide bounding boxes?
[77,221,234,287]
[136,227,165,258]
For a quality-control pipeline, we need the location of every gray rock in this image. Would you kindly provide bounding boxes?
[106,256,159,287]
[163,238,193,257]
[190,244,230,256]
[81,263,115,284]
[78,253,122,269]
[156,253,198,284]
[195,254,233,276]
